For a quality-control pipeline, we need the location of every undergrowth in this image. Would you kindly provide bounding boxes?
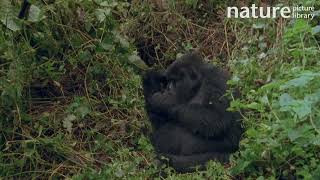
[228,1,320,179]
[0,0,230,179]
[0,0,151,178]
[1,0,320,179]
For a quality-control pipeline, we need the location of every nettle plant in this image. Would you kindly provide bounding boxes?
[229,17,320,178]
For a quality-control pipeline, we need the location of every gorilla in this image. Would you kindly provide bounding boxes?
[142,53,243,172]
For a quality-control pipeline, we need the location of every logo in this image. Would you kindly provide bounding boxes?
[227,4,315,19]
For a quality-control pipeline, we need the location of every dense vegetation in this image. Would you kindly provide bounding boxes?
[229,10,320,179]
[0,0,319,179]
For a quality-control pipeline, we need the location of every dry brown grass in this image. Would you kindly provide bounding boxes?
[123,1,236,67]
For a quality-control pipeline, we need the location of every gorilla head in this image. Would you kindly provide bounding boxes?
[148,54,203,111]
[164,54,203,101]
[142,53,243,173]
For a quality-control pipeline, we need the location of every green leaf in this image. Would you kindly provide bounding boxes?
[67,97,91,118]
[75,105,91,118]
[100,1,118,7]
[230,161,250,175]
[114,32,130,48]
[252,23,266,29]
[313,165,320,179]
[257,176,265,180]
[0,0,22,31]
[99,35,115,52]
[245,102,264,112]
[304,90,320,104]
[312,136,320,145]
[291,100,312,119]
[312,25,320,35]
[28,5,45,22]
[101,43,114,51]
[288,129,301,141]
[279,94,312,118]
[128,52,148,70]
[78,50,92,63]
[260,95,269,105]
[95,8,111,22]
[63,114,77,133]
[280,71,320,90]
[279,93,294,107]
[0,17,21,31]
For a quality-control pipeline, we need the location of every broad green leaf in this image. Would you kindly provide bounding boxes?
[280,71,320,90]
[28,5,45,22]
[312,25,320,35]
[279,93,312,118]
[0,0,22,31]
[114,32,130,48]
[101,43,114,51]
[95,8,111,22]
[279,93,294,107]
[100,1,118,7]
[245,102,264,112]
[288,129,301,141]
[100,36,115,51]
[0,17,21,31]
[78,50,92,63]
[128,51,148,70]
[304,89,320,104]
[293,101,311,119]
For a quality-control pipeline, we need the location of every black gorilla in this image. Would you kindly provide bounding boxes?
[142,53,243,172]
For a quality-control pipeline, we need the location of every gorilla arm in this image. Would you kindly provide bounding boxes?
[171,72,233,138]
[142,70,167,98]
[149,90,178,113]
[143,70,170,129]
[171,103,232,138]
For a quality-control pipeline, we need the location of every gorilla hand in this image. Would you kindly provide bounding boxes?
[143,70,167,98]
[150,90,179,113]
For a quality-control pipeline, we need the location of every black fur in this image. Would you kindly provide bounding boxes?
[18,0,31,19]
[142,53,243,172]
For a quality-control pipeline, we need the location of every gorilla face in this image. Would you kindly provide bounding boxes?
[149,56,204,112]
[166,66,202,101]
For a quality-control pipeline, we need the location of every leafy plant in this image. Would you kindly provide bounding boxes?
[0,0,146,178]
[228,3,320,178]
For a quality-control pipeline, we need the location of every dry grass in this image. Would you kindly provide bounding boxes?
[123,1,236,67]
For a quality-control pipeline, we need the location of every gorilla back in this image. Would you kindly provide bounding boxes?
[142,53,242,172]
